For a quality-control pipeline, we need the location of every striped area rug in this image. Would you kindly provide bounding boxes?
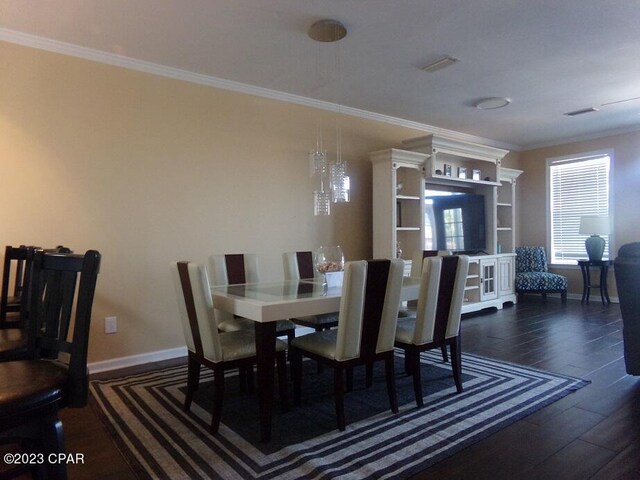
[90,351,588,479]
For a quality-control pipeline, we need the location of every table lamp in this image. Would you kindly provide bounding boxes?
[579,215,610,261]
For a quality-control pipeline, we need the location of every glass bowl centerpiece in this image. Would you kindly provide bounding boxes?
[314,246,345,288]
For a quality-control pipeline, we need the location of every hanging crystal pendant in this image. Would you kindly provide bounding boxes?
[309,149,328,177]
[330,161,350,203]
[314,189,331,216]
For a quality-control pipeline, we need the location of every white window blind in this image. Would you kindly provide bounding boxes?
[548,154,611,264]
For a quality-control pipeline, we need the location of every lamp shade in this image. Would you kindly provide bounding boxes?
[579,216,610,235]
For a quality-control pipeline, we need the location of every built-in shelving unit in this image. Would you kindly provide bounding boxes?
[371,136,520,314]
[496,167,523,254]
[370,148,430,260]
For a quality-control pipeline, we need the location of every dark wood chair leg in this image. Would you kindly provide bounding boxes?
[210,365,225,433]
[410,349,424,408]
[561,290,567,303]
[542,292,547,300]
[246,364,254,394]
[334,366,346,431]
[365,362,373,388]
[185,353,201,411]
[385,354,398,414]
[238,366,247,393]
[276,350,288,413]
[291,347,302,406]
[441,345,449,363]
[314,326,324,373]
[450,336,463,394]
[404,351,412,375]
[41,416,67,480]
[346,367,354,392]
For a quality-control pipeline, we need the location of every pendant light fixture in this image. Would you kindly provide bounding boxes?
[308,19,350,215]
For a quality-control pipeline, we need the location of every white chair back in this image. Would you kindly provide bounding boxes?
[334,259,403,361]
[410,250,440,278]
[282,251,321,281]
[207,253,260,326]
[411,255,469,345]
[207,253,260,286]
[171,261,223,362]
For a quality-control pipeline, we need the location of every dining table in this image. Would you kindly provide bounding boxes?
[211,276,421,443]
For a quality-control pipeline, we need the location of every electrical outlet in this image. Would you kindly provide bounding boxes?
[105,316,118,334]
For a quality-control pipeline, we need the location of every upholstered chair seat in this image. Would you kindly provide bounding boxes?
[515,246,568,302]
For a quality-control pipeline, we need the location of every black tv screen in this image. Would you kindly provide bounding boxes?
[425,193,486,253]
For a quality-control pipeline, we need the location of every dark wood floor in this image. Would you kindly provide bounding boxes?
[62,296,640,480]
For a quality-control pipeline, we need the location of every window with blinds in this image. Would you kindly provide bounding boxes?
[547,153,611,264]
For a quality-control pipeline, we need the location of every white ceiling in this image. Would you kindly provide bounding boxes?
[2,0,640,150]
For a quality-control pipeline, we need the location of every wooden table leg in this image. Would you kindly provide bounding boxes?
[255,321,276,443]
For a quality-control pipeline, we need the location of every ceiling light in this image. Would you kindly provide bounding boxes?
[564,107,599,116]
[307,19,347,43]
[421,56,459,73]
[475,97,511,110]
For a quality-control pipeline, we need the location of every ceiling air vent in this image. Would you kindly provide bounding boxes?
[421,56,459,73]
[564,107,599,116]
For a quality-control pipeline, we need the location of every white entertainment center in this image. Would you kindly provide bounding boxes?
[370,134,522,314]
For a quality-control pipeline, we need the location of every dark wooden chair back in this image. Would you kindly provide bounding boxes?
[27,250,101,407]
[1,246,28,324]
[360,259,393,359]
[432,255,460,343]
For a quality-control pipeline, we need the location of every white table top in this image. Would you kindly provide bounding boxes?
[211,277,420,323]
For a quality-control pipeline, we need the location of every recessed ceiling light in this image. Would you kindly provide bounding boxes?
[475,97,511,110]
[564,107,599,116]
[308,19,347,43]
[421,56,459,73]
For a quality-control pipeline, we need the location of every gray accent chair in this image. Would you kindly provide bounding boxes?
[614,242,640,375]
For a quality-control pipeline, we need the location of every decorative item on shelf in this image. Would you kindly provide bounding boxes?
[472,169,481,180]
[315,245,345,288]
[484,176,491,181]
[396,242,403,259]
[444,164,452,176]
[579,215,610,261]
[396,201,402,227]
[396,182,404,194]
[435,169,443,175]
[308,19,350,215]
[458,167,467,179]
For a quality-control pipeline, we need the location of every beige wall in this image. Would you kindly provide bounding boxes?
[519,131,640,297]
[1,41,439,363]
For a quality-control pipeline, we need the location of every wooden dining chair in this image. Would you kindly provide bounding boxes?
[172,261,288,433]
[282,251,339,331]
[207,253,296,342]
[0,246,74,362]
[0,245,29,329]
[0,249,100,480]
[400,250,449,362]
[0,246,37,361]
[290,259,404,431]
[395,255,470,407]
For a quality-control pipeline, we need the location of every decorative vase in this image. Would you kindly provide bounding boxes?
[585,234,605,261]
[314,246,344,274]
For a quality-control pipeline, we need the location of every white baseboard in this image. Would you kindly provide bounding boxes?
[88,346,187,374]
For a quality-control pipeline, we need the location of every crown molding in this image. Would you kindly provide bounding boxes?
[0,27,520,152]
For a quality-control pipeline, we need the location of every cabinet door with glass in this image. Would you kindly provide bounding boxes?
[480,257,498,301]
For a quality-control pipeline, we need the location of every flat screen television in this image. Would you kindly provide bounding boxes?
[424,193,486,254]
